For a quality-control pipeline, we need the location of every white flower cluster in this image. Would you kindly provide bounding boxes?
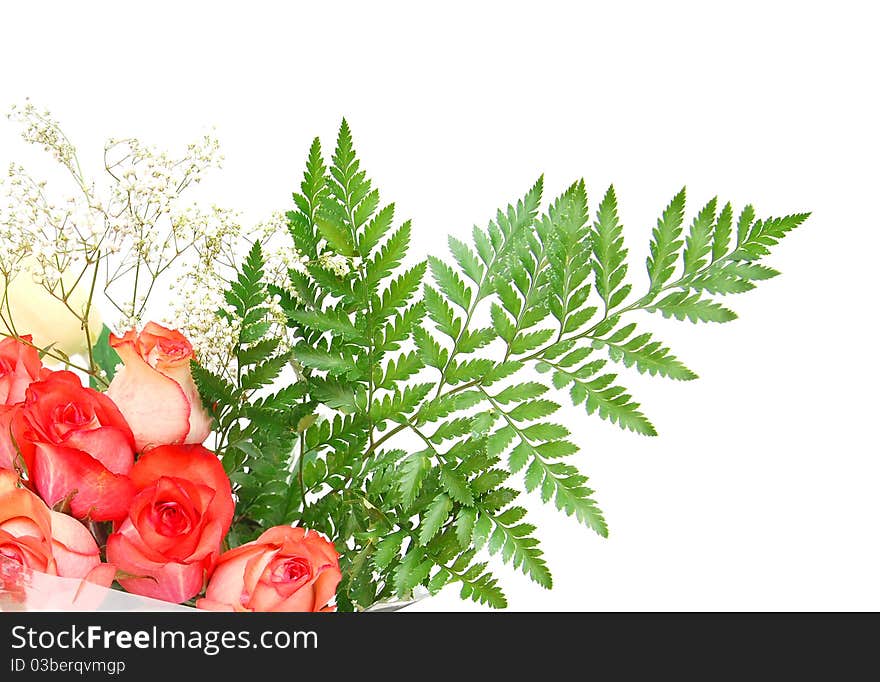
[163,210,303,378]
[9,102,77,170]
[1,103,319,384]
[314,252,358,277]
[1,102,224,345]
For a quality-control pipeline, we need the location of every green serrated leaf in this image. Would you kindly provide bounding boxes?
[419,494,453,545]
[647,187,687,293]
[647,291,737,324]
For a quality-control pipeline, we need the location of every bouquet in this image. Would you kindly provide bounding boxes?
[0,103,808,611]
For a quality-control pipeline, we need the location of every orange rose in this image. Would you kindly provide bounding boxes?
[106,444,233,604]
[0,470,115,596]
[106,322,212,451]
[0,334,50,405]
[9,371,136,521]
[197,526,341,612]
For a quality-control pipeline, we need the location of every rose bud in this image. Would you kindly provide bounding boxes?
[106,323,212,451]
[197,526,341,612]
[106,444,233,604]
[11,371,136,521]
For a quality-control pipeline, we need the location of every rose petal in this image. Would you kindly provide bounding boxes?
[31,443,135,521]
[257,582,315,612]
[132,477,213,561]
[0,487,53,539]
[0,467,19,493]
[162,365,212,445]
[62,426,134,475]
[195,598,236,611]
[129,445,232,538]
[107,532,205,603]
[203,543,265,607]
[311,563,343,611]
[48,511,101,579]
[105,345,191,451]
[0,405,21,471]
[83,562,117,588]
[0,334,44,405]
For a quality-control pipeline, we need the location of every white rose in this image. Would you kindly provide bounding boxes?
[1,259,103,358]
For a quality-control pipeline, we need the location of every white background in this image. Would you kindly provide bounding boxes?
[1,1,877,611]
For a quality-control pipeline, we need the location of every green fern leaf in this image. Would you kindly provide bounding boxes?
[647,291,737,323]
[646,187,687,293]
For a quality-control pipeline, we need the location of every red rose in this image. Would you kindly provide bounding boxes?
[0,334,49,405]
[106,444,233,604]
[106,322,212,451]
[11,371,136,521]
[197,526,341,612]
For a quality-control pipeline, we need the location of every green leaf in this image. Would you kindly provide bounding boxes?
[490,303,516,342]
[419,494,453,545]
[445,358,495,385]
[90,324,120,387]
[191,362,235,408]
[423,286,461,340]
[492,382,549,405]
[413,326,449,370]
[240,352,291,391]
[455,508,478,548]
[646,187,687,293]
[458,567,508,608]
[293,344,361,376]
[310,379,359,412]
[428,255,473,310]
[594,330,697,380]
[571,375,657,436]
[398,450,430,508]
[688,269,756,295]
[315,210,356,256]
[439,465,475,506]
[360,203,396,257]
[647,291,737,324]
[682,197,717,275]
[448,236,485,284]
[592,184,630,310]
[510,329,554,355]
[238,338,281,368]
[366,221,411,287]
[507,399,559,423]
[287,137,327,260]
[394,549,432,596]
[734,212,810,260]
[712,201,733,261]
[374,530,405,570]
[484,513,552,588]
[287,308,364,341]
[374,262,427,322]
[375,351,423,390]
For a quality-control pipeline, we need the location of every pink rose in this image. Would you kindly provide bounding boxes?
[106,323,211,451]
[0,470,115,591]
[197,526,341,612]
